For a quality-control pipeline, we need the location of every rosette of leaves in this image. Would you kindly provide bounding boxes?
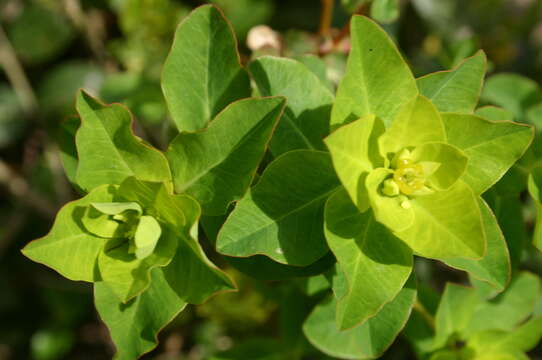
[406,272,542,360]
[22,5,287,359]
[315,15,533,357]
[216,14,533,359]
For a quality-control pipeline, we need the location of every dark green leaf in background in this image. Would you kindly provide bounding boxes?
[303,276,417,359]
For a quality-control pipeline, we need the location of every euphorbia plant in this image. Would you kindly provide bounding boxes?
[21,4,539,360]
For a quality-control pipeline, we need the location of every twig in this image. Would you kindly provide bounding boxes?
[63,0,111,67]
[0,22,38,115]
[319,0,334,37]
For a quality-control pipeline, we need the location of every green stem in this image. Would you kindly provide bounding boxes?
[413,300,436,330]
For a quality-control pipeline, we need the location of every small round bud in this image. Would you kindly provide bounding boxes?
[382,178,400,197]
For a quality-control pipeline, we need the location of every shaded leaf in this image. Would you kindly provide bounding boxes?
[303,276,417,359]
[97,227,176,302]
[167,97,285,215]
[432,283,478,349]
[94,269,187,360]
[443,198,510,292]
[217,150,340,266]
[464,272,540,337]
[249,56,334,156]
[163,233,235,304]
[324,188,412,330]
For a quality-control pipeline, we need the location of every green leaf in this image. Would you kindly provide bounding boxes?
[331,15,418,128]
[94,269,187,360]
[324,114,385,210]
[475,106,514,122]
[163,233,235,304]
[327,263,350,300]
[303,276,417,359]
[528,165,542,203]
[379,95,446,155]
[91,202,142,215]
[201,213,336,280]
[474,352,528,360]
[97,227,177,303]
[22,185,116,282]
[397,180,485,259]
[481,73,542,121]
[528,167,542,251]
[324,188,413,330]
[411,142,468,190]
[293,54,333,90]
[443,198,510,292]
[75,91,172,192]
[484,190,527,270]
[464,272,540,337]
[370,0,400,23]
[56,116,80,187]
[81,206,124,238]
[249,56,334,156]
[468,317,542,355]
[366,168,414,232]
[162,5,250,132]
[441,113,534,195]
[217,150,340,266]
[417,51,486,113]
[432,283,478,349]
[167,97,285,215]
[116,177,200,232]
[133,215,161,259]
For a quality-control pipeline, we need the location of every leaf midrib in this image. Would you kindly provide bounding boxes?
[460,127,529,152]
[221,185,341,247]
[412,193,481,256]
[175,108,275,191]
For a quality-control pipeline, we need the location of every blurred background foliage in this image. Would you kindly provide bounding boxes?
[1,0,542,359]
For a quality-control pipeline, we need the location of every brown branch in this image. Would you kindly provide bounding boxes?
[319,0,335,37]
